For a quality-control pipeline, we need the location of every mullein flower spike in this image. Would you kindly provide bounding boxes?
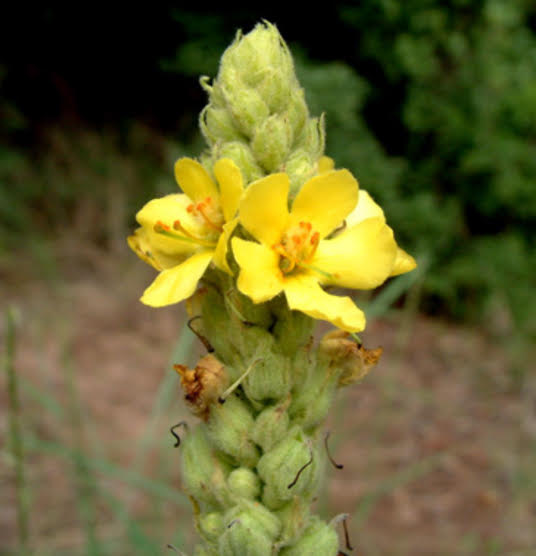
[128,21,416,555]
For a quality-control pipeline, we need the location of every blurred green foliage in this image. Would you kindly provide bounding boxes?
[2,2,535,342]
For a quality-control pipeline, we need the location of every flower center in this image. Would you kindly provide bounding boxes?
[187,197,224,232]
[272,221,320,274]
[153,196,223,248]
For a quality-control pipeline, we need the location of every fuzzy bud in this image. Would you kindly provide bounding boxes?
[219,506,277,556]
[289,358,341,429]
[251,114,293,172]
[225,500,282,541]
[275,497,311,547]
[243,349,291,402]
[198,511,225,543]
[200,105,243,144]
[251,399,290,452]
[181,425,231,510]
[257,427,320,510]
[279,517,339,556]
[206,395,260,467]
[227,467,261,500]
[216,141,264,184]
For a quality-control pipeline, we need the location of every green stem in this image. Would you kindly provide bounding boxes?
[5,307,30,554]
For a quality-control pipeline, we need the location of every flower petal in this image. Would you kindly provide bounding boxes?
[136,194,203,256]
[314,217,398,289]
[140,250,213,307]
[284,274,366,332]
[317,156,334,173]
[212,218,238,274]
[239,173,290,245]
[174,158,219,203]
[345,190,385,228]
[128,228,162,271]
[390,248,417,277]
[232,237,284,303]
[290,169,358,238]
[214,158,243,222]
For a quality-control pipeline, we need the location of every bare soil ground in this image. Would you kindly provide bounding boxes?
[1,244,535,556]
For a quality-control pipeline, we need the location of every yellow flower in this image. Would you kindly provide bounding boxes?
[128,158,243,307]
[232,167,416,332]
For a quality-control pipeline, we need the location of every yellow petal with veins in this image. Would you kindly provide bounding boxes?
[290,169,358,239]
[174,158,219,203]
[140,250,213,307]
[239,173,290,246]
[314,217,398,289]
[214,158,243,222]
[232,237,284,303]
[212,218,238,274]
[284,274,366,332]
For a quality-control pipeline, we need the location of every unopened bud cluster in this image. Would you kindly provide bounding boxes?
[199,22,325,192]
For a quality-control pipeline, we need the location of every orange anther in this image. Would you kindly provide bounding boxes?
[187,204,195,213]
[154,221,170,232]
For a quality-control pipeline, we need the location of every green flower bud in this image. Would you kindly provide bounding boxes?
[272,305,314,356]
[275,497,311,547]
[200,105,244,145]
[223,284,273,329]
[220,23,295,107]
[219,507,275,556]
[225,500,282,541]
[243,348,291,402]
[228,467,261,500]
[295,116,325,160]
[251,399,290,452]
[223,86,269,138]
[257,427,320,510]
[216,141,264,184]
[285,149,316,195]
[279,517,339,556]
[289,358,341,430]
[198,512,225,543]
[287,89,308,140]
[252,114,293,172]
[207,395,259,467]
[181,425,231,510]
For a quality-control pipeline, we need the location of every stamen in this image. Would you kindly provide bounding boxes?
[298,262,334,279]
[195,197,223,231]
[152,219,217,248]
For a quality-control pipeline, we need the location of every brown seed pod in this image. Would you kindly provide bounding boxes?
[319,329,382,386]
[174,354,229,419]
